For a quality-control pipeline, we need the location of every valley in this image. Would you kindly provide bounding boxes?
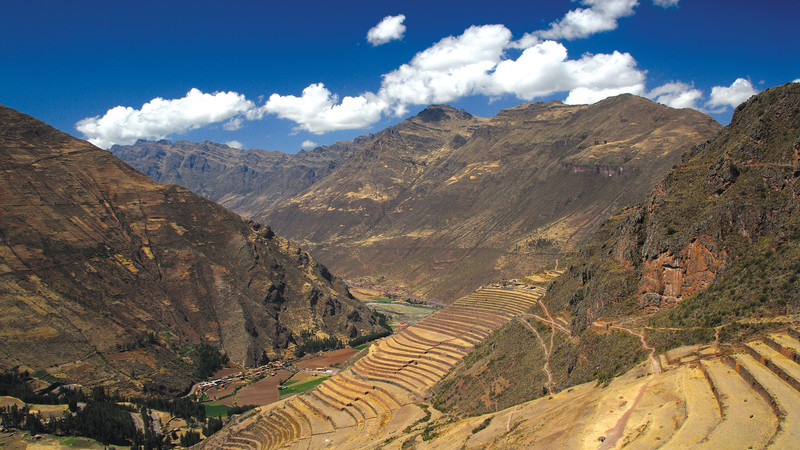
[114,96,721,302]
[201,272,800,449]
[2,82,799,449]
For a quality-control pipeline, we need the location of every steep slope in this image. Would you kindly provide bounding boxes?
[111,139,359,217]
[260,97,721,301]
[0,105,382,395]
[432,82,800,417]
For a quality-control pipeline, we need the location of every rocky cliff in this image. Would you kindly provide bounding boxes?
[0,105,382,395]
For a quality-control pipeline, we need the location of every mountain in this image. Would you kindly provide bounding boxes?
[114,96,721,303]
[259,96,721,302]
[431,82,800,416]
[0,105,383,395]
[110,139,360,218]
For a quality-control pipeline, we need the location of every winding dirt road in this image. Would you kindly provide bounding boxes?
[610,325,661,375]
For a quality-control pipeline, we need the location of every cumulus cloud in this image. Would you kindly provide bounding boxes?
[223,116,244,131]
[269,24,650,130]
[379,25,511,111]
[367,14,406,46]
[77,89,254,148]
[301,140,318,149]
[491,42,645,101]
[648,81,703,109]
[536,0,639,40]
[706,78,758,110]
[652,0,679,7]
[78,3,716,144]
[225,140,243,149]
[793,79,800,83]
[262,83,387,134]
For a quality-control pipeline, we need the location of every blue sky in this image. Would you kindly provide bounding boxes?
[2,0,798,152]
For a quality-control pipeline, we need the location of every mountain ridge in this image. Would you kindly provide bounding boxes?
[112,96,722,302]
[0,104,383,395]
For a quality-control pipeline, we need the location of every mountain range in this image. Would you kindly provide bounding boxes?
[113,95,721,302]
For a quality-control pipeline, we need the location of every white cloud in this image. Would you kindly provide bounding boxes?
[225,140,243,149]
[78,3,721,144]
[367,14,406,46]
[706,78,758,110]
[652,0,679,7]
[490,42,645,101]
[267,24,650,131]
[76,88,254,148]
[263,83,387,134]
[565,85,644,104]
[379,25,511,110]
[536,0,639,40]
[648,81,703,109]
[793,79,800,83]
[223,116,244,130]
[301,140,318,149]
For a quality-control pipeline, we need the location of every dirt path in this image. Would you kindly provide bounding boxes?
[537,300,574,339]
[610,325,661,375]
[507,404,520,432]
[598,376,654,450]
[520,318,554,395]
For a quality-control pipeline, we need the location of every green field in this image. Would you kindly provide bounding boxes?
[279,376,328,397]
[371,298,396,303]
[203,401,231,417]
[366,302,438,326]
[31,369,62,384]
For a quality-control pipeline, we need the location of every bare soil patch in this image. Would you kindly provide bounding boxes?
[295,348,358,369]
[235,369,293,406]
[212,367,242,378]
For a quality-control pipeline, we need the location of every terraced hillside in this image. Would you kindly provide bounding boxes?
[199,284,551,449]
[422,327,800,449]
[204,306,800,449]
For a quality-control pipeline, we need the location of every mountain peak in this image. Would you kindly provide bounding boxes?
[413,104,473,123]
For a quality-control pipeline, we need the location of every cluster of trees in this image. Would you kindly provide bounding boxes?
[0,370,86,405]
[0,401,138,446]
[0,370,218,447]
[348,329,391,348]
[298,336,343,355]
[348,310,393,347]
[115,332,158,352]
[139,396,204,422]
[193,344,230,379]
